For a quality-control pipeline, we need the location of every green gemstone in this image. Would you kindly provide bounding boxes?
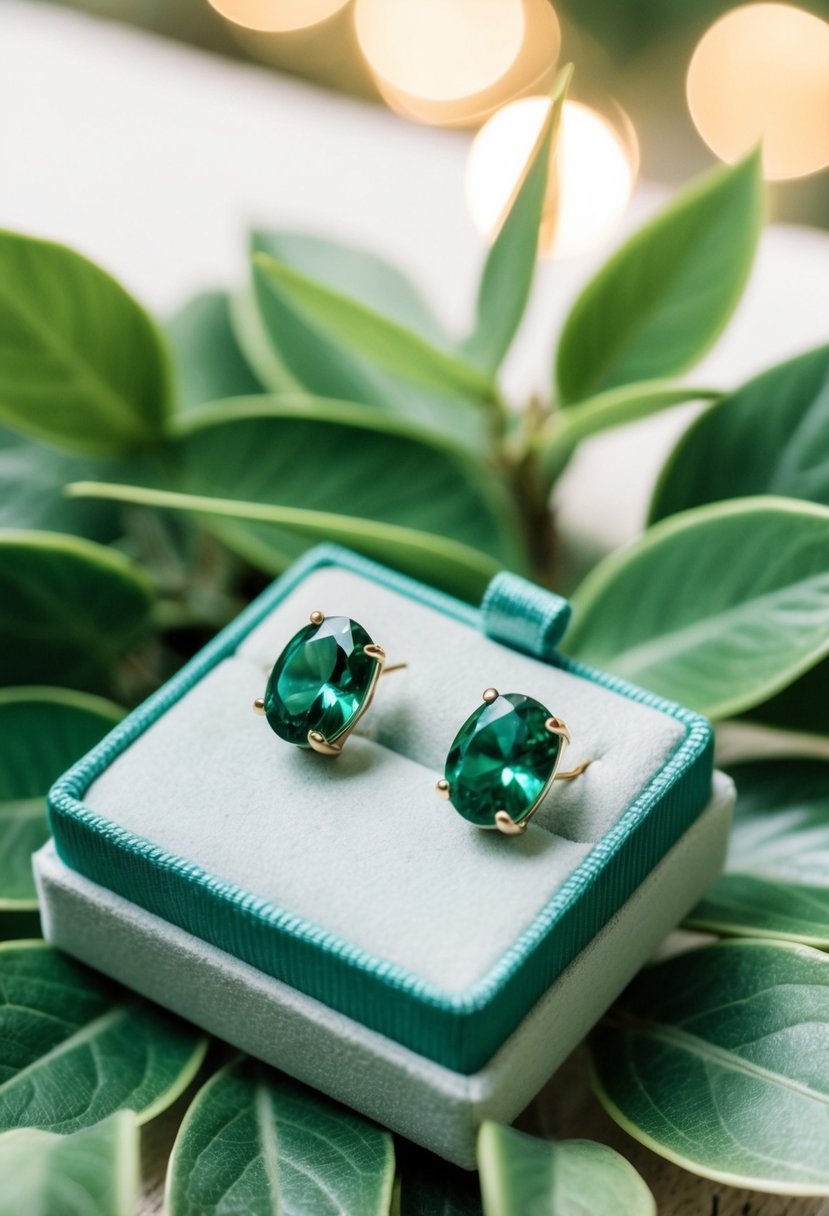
[264,616,378,747]
[444,693,561,828]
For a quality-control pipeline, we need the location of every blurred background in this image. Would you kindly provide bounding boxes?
[6,0,829,560]
[25,0,829,231]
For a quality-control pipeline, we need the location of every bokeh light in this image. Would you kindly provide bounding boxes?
[687,3,829,181]
[354,0,525,103]
[361,0,560,129]
[206,0,350,34]
[466,97,638,260]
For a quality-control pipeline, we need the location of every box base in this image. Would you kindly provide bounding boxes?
[35,773,733,1167]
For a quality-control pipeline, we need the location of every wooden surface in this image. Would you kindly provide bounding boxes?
[137,1044,827,1215]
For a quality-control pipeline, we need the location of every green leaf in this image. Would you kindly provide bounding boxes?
[650,344,829,522]
[589,939,829,1194]
[0,229,172,455]
[0,532,154,693]
[555,152,763,403]
[70,396,523,598]
[477,1123,655,1216]
[0,687,123,914]
[463,66,571,376]
[254,253,494,402]
[686,758,829,946]
[242,233,492,448]
[166,1056,395,1216]
[0,1111,139,1216]
[167,290,262,412]
[254,231,447,347]
[745,656,829,737]
[564,497,829,720]
[0,941,207,1132]
[534,381,719,483]
[69,481,503,602]
[0,426,124,541]
[243,230,449,400]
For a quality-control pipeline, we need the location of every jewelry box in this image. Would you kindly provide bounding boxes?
[39,544,733,1166]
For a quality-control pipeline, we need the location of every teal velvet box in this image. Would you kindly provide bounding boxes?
[48,545,714,1077]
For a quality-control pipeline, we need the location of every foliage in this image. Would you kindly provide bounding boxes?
[565,497,829,719]
[0,1113,138,1216]
[0,942,207,1133]
[477,1122,655,1215]
[589,940,829,1194]
[165,1056,395,1215]
[0,688,122,933]
[686,758,829,946]
[0,66,827,1210]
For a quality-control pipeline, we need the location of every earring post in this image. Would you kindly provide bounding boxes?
[555,759,593,781]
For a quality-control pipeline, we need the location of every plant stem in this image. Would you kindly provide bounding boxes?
[513,449,558,587]
[505,395,559,586]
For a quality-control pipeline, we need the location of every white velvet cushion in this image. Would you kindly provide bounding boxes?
[85,568,687,994]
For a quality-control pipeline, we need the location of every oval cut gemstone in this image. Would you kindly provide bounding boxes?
[444,693,561,828]
[264,616,377,746]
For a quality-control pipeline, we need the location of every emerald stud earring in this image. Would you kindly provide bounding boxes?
[253,611,403,755]
[437,688,591,835]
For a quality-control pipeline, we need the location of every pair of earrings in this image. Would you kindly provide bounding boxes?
[253,612,590,837]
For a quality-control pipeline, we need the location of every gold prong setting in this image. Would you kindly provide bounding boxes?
[440,690,590,837]
[494,810,528,836]
[545,716,571,746]
[253,611,403,755]
[307,729,344,756]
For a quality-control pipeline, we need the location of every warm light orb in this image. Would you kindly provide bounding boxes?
[354,0,525,103]
[206,0,350,33]
[364,0,560,129]
[466,97,638,260]
[687,3,829,180]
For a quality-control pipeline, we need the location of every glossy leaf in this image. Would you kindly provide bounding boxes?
[535,381,719,483]
[463,66,571,376]
[0,687,122,914]
[746,656,829,738]
[477,1123,655,1216]
[565,497,829,720]
[167,289,261,412]
[166,1056,394,1216]
[254,231,447,347]
[230,285,294,395]
[0,941,207,1132]
[0,532,154,692]
[555,152,763,403]
[243,233,491,447]
[651,344,829,522]
[0,425,124,541]
[254,253,494,401]
[70,481,502,602]
[244,229,447,400]
[0,229,172,455]
[0,1111,138,1216]
[686,758,829,946]
[590,940,829,1193]
[70,396,522,597]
